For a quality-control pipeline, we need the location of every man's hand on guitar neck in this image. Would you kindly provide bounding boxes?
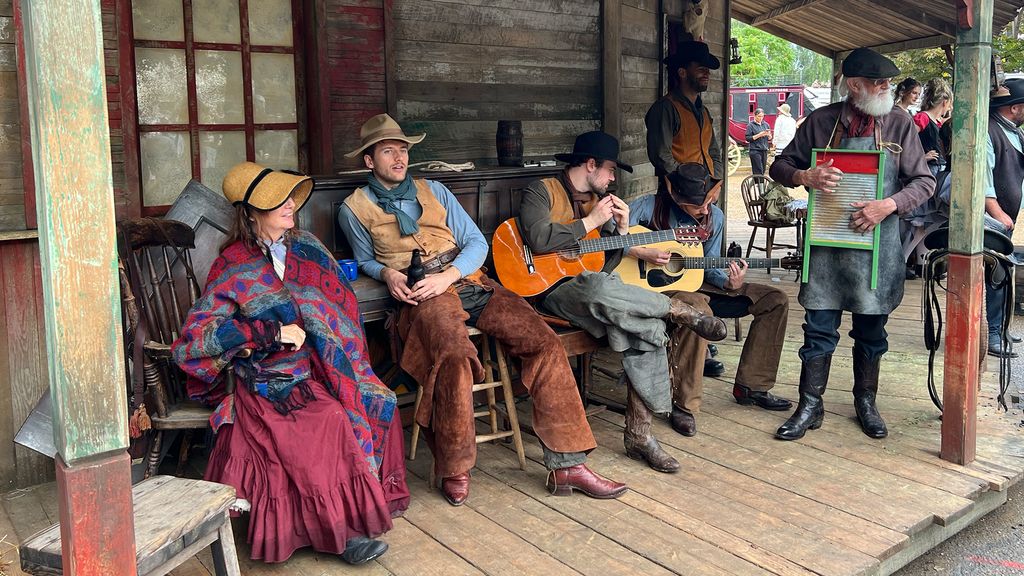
[724,260,748,291]
[629,246,671,266]
[581,195,630,235]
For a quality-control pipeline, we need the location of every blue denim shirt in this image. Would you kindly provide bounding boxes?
[628,194,728,289]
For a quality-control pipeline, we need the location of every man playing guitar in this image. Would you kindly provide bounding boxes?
[629,163,793,437]
[518,131,727,474]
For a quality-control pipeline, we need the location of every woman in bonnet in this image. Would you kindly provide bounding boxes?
[172,162,408,565]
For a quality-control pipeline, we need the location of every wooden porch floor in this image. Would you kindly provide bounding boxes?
[1,270,1022,576]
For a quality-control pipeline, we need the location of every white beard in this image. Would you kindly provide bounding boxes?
[850,90,895,118]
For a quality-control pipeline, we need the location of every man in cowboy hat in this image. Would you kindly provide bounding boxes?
[517,130,728,474]
[982,78,1024,357]
[646,39,728,382]
[628,163,793,435]
[337,114,627,506]
[770,47,933,441]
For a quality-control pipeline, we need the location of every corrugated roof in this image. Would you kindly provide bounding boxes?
[733,0,1024,56]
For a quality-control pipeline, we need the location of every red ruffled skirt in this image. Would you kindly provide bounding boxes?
[205,381,410,563]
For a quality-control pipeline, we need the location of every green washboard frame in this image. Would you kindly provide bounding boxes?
[802,148,885,289]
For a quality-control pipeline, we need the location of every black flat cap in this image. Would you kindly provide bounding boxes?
[842,48,900,79]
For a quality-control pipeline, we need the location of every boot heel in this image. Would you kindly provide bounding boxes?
[809,416,823,430]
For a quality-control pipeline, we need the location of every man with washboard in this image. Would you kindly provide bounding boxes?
[770,48,933,441]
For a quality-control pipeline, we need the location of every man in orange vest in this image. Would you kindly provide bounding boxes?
[643,40,762,437]
[338,115,627,506]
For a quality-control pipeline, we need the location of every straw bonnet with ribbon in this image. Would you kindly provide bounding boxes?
[223,161,313,212]
[344,113,426,158]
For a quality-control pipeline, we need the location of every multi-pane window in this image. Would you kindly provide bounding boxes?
[131,0,300,209]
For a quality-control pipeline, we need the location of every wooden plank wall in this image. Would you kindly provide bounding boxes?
[391,0,602,164]
[616,0,729,202]
[0,0,25,232]
[326,0,389,172]
[0,238,52,490]
[0,0,135,233]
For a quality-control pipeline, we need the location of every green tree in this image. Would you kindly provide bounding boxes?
[889,48,952,85]
[730,21,831,87]
[994,34,1024,74]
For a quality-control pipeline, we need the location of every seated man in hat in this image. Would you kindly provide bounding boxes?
[517,130,727,474]
[770,47,933,441]
[337,114,627,506]
[982,79,1024,358]
[628,164,793,429]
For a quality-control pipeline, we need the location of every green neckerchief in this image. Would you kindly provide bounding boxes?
[368,173,419,235]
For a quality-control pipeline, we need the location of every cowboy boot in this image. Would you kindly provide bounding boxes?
[852,348,888,438]
[668,300,728,341]
[623,386,680,473]
[775,354,831,441]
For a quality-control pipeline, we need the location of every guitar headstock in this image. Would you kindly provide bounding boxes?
[781,252,803,270]
[673,226,710,243]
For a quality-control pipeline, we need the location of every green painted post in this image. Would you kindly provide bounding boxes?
[19,0,136,573]
[942,0,993,465]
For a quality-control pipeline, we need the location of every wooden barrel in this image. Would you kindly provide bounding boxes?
[496,120,523,166]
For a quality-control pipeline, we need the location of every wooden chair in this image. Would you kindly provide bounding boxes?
[117,217,224,478]
[739,174,798,267]
[20,475,241,576]
[407,326,527,479]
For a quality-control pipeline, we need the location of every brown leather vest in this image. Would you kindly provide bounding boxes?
[343,179,459,271]
[541,177,597,222]
[669,95,716,178]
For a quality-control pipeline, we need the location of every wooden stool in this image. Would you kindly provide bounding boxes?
[408,326,527,474]
[20,476,240,576]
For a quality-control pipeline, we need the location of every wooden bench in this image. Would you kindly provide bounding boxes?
[306,168,611,408]
[19,476,240,576]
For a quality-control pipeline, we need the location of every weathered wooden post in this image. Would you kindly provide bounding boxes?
[942,0,993,465]
[19,0,137,573]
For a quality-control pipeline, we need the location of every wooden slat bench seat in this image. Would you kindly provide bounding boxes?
[20,476,240,576]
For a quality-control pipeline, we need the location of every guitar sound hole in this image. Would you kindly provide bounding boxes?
[663,256,684,274]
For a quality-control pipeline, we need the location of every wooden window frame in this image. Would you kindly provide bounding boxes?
[122,0,308,216]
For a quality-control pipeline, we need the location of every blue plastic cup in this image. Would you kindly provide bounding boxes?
[339,259,358,281]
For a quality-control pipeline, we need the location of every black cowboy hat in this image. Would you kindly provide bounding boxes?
[991,78,1024,108]
[924,225,1015,256]
[663,40,721,71]
[842,47,900,79]
[554,131,633,173]
[666,162,720,205]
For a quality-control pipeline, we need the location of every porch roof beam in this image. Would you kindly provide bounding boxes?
[750,0,828,26]
[860,0,958,37]
[734,12,835,57]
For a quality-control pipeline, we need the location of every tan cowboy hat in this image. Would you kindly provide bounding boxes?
[222,161,313,212]
[778,103,792,117]
[344,113,425,158]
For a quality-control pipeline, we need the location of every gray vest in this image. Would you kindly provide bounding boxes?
[989,114,1024,222]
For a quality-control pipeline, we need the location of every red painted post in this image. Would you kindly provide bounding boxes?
[19,0,138,573]
[940,253,982,464]
[56,453,136,575]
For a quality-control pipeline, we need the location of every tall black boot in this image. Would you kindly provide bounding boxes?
[852,348,888,438]
[775,354,831,441]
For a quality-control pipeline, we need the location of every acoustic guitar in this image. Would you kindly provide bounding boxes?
[614,225,802,293]
[491,218,708,297]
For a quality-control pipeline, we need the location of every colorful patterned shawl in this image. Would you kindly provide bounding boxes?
[172,230,396,474]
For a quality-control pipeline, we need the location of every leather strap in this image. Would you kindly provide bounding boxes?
[402,246,461,275]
